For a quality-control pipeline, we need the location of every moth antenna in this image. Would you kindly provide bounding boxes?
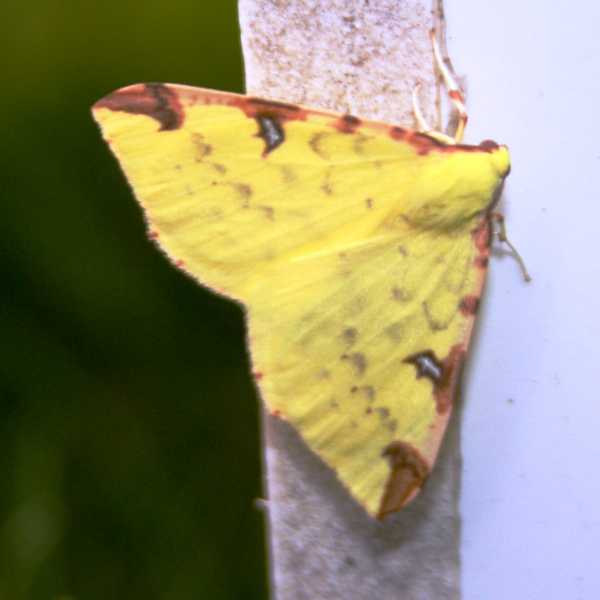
[412,83,431,132]
[491,212,532,282]
[430,29,468,143]
[412,82,456,145]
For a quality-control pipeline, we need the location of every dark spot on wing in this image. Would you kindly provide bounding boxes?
[404,350,443,383]
[256,114,285,156]
[404,346,466,414]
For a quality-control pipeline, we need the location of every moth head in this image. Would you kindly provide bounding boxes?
[479,140,511,179]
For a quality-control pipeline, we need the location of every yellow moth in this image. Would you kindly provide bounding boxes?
[92,35,523,519]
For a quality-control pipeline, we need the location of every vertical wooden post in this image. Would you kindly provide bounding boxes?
[239,2,461,597]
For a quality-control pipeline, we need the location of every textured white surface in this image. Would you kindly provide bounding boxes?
[443,1,600,599]
[239,1,462,599]
[240,0,440,125]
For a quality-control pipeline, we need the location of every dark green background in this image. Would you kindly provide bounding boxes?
[3,2,267,598]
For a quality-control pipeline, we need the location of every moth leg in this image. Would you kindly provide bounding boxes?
[430,29,468,144]
[491,212,532,282]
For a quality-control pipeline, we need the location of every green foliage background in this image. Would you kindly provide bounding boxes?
[2,2,267,598]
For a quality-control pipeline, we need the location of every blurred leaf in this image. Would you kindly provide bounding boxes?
[2,1,266,598]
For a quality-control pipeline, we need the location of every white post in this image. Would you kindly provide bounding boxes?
[239,2,461,597]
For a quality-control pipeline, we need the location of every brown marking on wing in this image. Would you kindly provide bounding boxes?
[230,182,253,204]
[231,97,309,156]
[308,131,330,159]
[321,180,333,195]
[334,114,361,134]
[434,345,466,414]
[474,255,489,269]
[352,133,370,155]
[472,218,492,272]
[234,97,308,124]
[245,97,303,114]
[389,126,408,141]
[192,133,212,158]
[375,407,390,420]
[422,300,453,331]
[317,369,331,380]
[459,295,480,316]
[378,441,430,519]
[94,83,184,130]
[479,139,499,151]
[350,385,376,402]
[387,123,503,156]
[96,85,505,161]
[211,162,227,174]
[341,352,367,375]
[385,322,404,341]
[100,85,505,158]
[473,219,492,252]
[259,206,275,220]
[341,327,358,346]
[279,165,296,182]
[392,286,411,302]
